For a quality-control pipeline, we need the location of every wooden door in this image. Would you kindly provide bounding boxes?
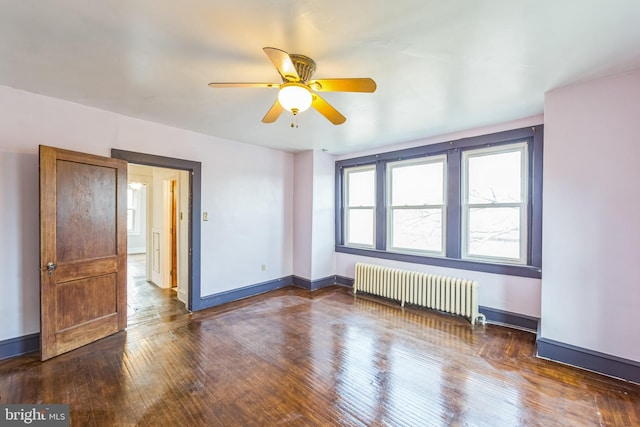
[39,145,128,361]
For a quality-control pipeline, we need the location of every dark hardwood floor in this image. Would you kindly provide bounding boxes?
[125,253,188,329]
[1,262,639,426]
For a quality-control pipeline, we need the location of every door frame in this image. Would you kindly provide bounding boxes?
[111,149,201,311]
[170,179,178,288]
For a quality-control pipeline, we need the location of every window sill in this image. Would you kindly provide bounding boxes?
[335,245,542,279]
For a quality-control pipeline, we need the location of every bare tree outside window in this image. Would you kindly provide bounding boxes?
[388,157,446,254]
[345,166,376,247]
[463,144,528,263]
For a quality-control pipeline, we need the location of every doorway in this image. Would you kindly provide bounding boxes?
[126,165,188,322]
[111,149,202,312]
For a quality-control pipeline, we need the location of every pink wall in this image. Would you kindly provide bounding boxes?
[542,69,640,362]
[311,151,336,280]
[0,85,294,341]
[292,150,337,282]
[293,151,314,279]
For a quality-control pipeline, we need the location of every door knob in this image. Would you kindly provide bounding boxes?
[45,261,57,276]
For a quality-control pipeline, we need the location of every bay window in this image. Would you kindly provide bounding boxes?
[336,125,543,278]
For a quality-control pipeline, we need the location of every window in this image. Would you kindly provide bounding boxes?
[387,156,446,255]
[127,182,143,234]
[336,125,543,278]
[344,165,376,247]
[462,143,527,263]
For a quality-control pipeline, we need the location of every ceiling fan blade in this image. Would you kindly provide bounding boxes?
[208,82,279,88]
[309,78,377,93]
[311,94,346,125]
[262,99,285,123]
[263,47,300,82]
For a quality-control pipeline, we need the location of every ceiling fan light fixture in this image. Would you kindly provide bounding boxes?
[278,83,312,114]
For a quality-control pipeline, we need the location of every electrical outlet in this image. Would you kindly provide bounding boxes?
[261,264,266,271]
[203,212,208,221]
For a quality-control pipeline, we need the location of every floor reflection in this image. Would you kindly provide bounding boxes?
[1,286,639,426]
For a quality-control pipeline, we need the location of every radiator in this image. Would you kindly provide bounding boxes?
[353,262,486,325]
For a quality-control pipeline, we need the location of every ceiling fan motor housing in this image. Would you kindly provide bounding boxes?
[289,54,316,82]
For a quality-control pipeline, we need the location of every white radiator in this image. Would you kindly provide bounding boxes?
[353,262,486,325]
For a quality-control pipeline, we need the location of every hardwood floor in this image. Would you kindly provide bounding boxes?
[1,278,639,426]
[126,253,187,329]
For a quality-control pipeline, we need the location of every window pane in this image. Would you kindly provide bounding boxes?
[348,169,375,207]
[468,150,522,204]
[348,209,374,246]
[391,209,442,252]
[467,207,520,259]
[127,209,135,232]
[391,161,443,205]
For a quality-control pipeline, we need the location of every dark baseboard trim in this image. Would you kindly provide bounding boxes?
[292,275,338,291]
[335,275,354,287]
[537,337,640,384]
[292,275,311,290]
[198,276,293,310]
[479,306,539,332]
[0,333,39,360]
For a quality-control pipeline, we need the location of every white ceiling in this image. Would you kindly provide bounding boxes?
[2,1,640,155]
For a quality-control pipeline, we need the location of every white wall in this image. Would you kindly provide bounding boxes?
[542,69,640,362]
[335,254,541,317]
[0,85,294,341]
[126,182,147,254]
[293,151,313,279]
[334,115,545,318]
[0,150,40,340]
[310,151,336,280]
[151,167,179,288]
[292,150,336,282]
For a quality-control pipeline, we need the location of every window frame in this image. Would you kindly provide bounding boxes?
[335,125,543,279]
[386,155,447,256]
[127,184,142,235]
[343,164,377,249]
[461,142,528,264]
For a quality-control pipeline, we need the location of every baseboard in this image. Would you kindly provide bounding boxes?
[0,333,39,360]
[537,337,640,385]
[292,275,338,291]
[479,306,539,332]
[197,276,293,310]
[335,275,354,287]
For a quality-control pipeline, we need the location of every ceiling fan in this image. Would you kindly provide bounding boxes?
[208,47,376,125]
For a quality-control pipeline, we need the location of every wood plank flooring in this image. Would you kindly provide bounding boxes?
[1,268,640,426]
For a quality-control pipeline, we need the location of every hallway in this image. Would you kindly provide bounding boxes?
[127,253,188,329]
